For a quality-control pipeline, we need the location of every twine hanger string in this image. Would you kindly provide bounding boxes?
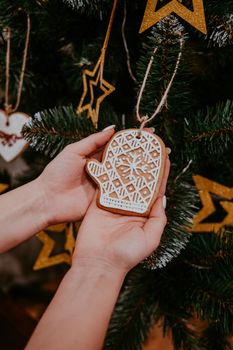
[121,0,138,84]
[99,0,118,80]
[136,37,184,131]
[4,14,31,119]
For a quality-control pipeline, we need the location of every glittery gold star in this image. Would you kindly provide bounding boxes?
[0,183,9,193]
[140,0,207,34]
[192,175,233,233]
[77,54,115,129]
[33,223,76,270]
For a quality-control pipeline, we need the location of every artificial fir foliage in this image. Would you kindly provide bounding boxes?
[23,106,95,157]
[143,171,197,269]
[0,0,233,349]
[184,100,233,162]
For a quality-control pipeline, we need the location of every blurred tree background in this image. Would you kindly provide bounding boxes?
[0,0,233,349]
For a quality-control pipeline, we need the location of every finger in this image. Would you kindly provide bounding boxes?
[143,197,167,248]
[158,158,170,198]
[68,127,115,157]
[149,195,167,220]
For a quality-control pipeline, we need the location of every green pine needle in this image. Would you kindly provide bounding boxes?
[23,105,95,157]
[184,100,233,160]
[143,171,198,269]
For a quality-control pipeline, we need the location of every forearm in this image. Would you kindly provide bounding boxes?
[0,179,48,253]
[26,263,126,350]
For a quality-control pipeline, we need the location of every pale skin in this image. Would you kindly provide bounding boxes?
[0,128,114,253]
[0,126,170,350]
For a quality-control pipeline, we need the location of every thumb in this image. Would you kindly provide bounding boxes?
[143,197,167,250]
[68,127,115,157]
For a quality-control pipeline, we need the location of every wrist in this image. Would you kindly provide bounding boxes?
[71,256,128,282]
[66,264,126,299]
[30,178,50,230]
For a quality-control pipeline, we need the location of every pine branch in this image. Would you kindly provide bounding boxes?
[62,0,111,16]
[163,315,200,350]
[23,105,95,157]
[186,279,233,334]
[143,170,198,269]
[176,230,233,337]
[208,14,233,48]
[205,0,233,17]
[184,100,233,161]
[181,230,233,270]
[104,267,161,350]
[199,323,232,350]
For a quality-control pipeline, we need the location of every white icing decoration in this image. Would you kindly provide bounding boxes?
[87,129,164,214]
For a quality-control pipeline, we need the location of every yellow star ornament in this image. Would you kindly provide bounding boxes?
[77,54,115,129]
[33,223,76,270]
[0,183,9,193]
[192,175,233,233]
[140,0,207,34]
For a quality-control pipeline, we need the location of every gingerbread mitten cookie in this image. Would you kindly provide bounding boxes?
[86,129,166,216]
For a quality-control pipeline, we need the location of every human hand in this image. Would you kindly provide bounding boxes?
[37,127,115,225]
[73,156,170,274]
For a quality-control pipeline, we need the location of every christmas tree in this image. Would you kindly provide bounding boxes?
[0,0,233,349]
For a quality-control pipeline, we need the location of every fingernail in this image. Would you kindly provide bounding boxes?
[166,147,171,155]
[150,127,155,133]
[162,195,167,209]
[102,125,116,132]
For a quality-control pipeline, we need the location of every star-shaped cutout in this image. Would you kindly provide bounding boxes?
[33,223,77,270]
[220,201,233,227]
[77,54,115,129]
[140,0,207,34]
[192,175,233,233]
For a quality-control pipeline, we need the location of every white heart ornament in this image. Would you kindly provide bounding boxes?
[0,110,29,162]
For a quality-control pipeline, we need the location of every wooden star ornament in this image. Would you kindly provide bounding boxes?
[77,0,118,128]
[192,175,233,233]
[140,0,207,34]
[34,223,76,270]
[77,54,115,129]
[0,183,9,193]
